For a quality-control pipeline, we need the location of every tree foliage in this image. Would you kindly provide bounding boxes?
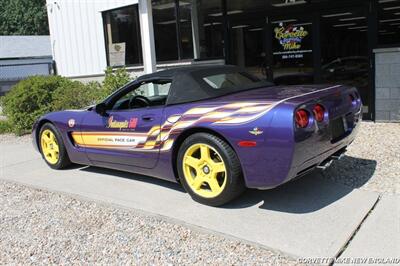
[0,0,49,35]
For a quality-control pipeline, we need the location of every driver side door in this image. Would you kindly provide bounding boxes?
[78,80,171,169]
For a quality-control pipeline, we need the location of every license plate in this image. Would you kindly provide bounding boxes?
[331,117,346,140]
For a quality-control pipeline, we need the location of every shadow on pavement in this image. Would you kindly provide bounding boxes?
[225,156,377,213]
[79,166,185,193]
[77,155,376,214]
[62,164,86,170]
[319,155,378,190]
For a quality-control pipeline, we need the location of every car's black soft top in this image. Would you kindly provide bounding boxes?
[137,65,271,105]
[137,65,238,80]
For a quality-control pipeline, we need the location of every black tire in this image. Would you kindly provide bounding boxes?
[39,123,72,169]
[177,133,245,206]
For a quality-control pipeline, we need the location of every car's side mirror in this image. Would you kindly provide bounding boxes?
[95,103,108,116]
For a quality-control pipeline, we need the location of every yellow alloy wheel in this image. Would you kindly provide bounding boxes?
[40,129,60,165]
[182,143,227,198]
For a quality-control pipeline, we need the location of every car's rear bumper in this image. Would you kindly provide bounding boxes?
[244,105,361,190]
[250,134,357,190]
[284,139,354,186]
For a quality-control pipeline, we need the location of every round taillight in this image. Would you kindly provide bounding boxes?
[313,104,325,122]
[295,109,309,128]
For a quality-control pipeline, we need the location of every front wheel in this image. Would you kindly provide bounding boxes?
[39,123,71,169]
[177,133,245,206]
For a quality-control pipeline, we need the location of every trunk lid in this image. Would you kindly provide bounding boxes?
[210,84,361,120]
[211,84,344,104]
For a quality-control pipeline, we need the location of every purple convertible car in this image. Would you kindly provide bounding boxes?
[33,65,362,206]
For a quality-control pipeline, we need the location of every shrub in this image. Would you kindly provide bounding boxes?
[0,96,4,115]
[1,67,132,135]
[52,80,101,110]
[0,119,12,134]
[101,67,131,98]
[2,75,73,134]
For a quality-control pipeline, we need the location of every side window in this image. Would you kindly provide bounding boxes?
[136,82,171,97]
[111,80,172,110]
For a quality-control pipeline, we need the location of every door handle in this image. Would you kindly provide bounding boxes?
[141,115,154,121]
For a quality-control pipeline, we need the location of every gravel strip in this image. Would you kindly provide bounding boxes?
[0,181,300,265]
[321,122,400,195]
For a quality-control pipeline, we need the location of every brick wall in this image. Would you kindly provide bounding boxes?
[375,47,400,122]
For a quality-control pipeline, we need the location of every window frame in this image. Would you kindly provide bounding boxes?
[152,0,227,63]
[152,0,184,62]
[102,4,144,68]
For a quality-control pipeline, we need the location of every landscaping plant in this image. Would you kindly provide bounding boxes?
[2,76,71,135]
[0,120,12,134]
[1,68,132,135]
[101,67,131,98]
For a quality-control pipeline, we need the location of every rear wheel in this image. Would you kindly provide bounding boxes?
[177,133,245,206]
[39,123,71,169]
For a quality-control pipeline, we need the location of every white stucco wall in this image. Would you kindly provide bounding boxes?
[46,0,139,78]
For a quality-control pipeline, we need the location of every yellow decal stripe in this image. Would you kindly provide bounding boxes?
[70,101,276,152]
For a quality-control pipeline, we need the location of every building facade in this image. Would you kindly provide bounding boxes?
[0,36,53,95]
[46,0,400,121]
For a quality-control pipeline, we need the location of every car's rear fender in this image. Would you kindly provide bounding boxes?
[164,100,300,189]
[235,103,296,189]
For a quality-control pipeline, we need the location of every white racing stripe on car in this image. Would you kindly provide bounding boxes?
[277,85,343,105]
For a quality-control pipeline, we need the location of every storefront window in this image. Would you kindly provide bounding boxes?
[103,5,142,67]
[191,0,224,59]
[152,0,225,62]
[179,1,194,59]
[271,18,314,85]
[269,0,307,8]
[152,0,179,61]
[378,0,400,46]
[320,9,369,114]
[226,0,267,78]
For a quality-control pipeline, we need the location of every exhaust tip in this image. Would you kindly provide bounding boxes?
[331,148,347,160]
[317,159,333,170]
[331,153,344,160]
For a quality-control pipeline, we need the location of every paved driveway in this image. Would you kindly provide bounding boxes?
[0,142,398,262]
